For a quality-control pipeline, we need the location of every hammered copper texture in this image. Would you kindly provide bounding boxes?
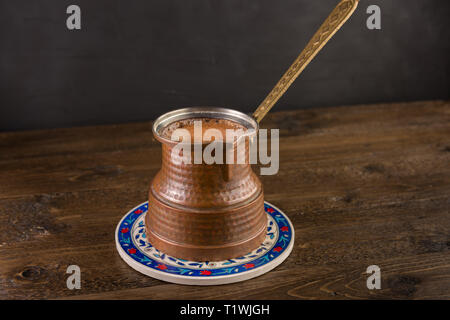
[147,124,267,261]
[152,143,260,208]
[147,190,266,245]
[146,191,266,261]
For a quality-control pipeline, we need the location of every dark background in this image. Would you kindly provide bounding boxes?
[0,0,448,131]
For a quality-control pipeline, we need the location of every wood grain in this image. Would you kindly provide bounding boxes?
[0,100,449,299]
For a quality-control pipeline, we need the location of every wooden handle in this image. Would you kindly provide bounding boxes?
[253,0,359,123]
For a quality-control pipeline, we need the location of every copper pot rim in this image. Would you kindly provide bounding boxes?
[152,107,259,147]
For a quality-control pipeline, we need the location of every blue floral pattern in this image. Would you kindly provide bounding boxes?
[117,202,293,277]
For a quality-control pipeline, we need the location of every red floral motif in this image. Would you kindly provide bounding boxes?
[134,209,143,214]
[200,270,212,275]
[121,227,129,233]
[273,246,282,252]
[243,263,255,269]
[281,226,289,232]
[266,208,275,213]
[157,264,167,270]
[127,248,136,254]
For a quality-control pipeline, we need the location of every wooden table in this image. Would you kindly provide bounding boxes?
[0,100,449,300]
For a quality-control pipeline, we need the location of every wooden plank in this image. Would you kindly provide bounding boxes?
[0,100,449,299]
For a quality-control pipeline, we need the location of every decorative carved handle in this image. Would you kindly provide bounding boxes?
[253,0,359,123]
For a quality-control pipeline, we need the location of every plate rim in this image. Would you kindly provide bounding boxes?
[115,201,294,285]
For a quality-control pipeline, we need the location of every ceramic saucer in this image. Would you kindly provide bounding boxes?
[115,201,294,285]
